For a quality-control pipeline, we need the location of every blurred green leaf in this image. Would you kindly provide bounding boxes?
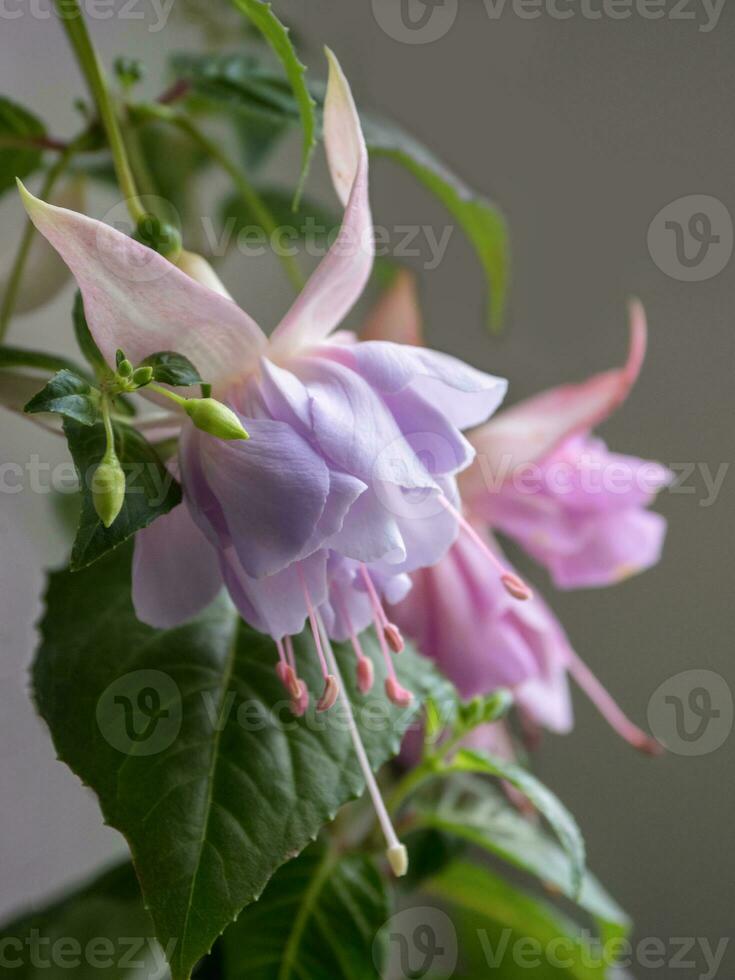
[415,777,629,943]
[450,749,585,898]
[228,0,316,205]
[140,350,203,387]
[426,861,607,979]
[0,96,45,196]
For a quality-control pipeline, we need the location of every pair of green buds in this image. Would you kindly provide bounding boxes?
[92,349,249,528]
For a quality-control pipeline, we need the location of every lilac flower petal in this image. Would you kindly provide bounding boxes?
[221,548,328,639]
[132,503,223,629]
[326,486,406,565]
[467,299,648,479]
[547,508,668,589]
[323,341,507,430]
[18,185,266,388]
[192,416,331,578]
[270,51,373,353]
[296,356,437,490]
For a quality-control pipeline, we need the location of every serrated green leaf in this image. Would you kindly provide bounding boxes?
[140,350,203,387]
[425,861,606,980]
[415,777,629,943]
[0,96,45,196]
[450,749,586,899]
[63,419,181,570]
[24,368,100,426]
[228,1,316,206]
[362,115,509,332]
[0,863,162,979]
[33,544,453,980]
[221,843,390,979]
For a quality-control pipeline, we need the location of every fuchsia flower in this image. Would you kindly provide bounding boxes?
[19,52,522,873]
[368,273,669,752]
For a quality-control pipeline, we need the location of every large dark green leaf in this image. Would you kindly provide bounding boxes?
[450,749,586,898]
[33,544,452,980]
[0,863,163,979]
[64,419,181,570]
[0,96,45,196]
[221,843,390,979]
[425,861,606,980]
[24,368,100,426]
[414,777,629,943]
[362,115,509,332]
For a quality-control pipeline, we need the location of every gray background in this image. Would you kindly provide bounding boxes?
[1,0,733,975]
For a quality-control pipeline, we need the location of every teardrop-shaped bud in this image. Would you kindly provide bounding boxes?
[184,398,249,441]
[92,451,126,528]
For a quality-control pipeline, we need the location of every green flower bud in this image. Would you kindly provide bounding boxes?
[92,451,126,528]
[117,358,133,378]
[134,213,182,260]
[184,398,249,441]
[132,366,153,387]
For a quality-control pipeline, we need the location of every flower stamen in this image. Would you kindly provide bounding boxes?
[439,495,533,601]
[360,567,413,707]
[316,611,408,878]
[335,591,374,694]
[299,567,339,712]
[567,649,662,755]
[359,566,405,653]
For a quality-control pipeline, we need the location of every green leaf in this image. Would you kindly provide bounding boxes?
[72,291,108,377]
[362,115,510,332]
[425,861,606,980]
[221,843,391,979]
[219,186,338,245]
[24,369,100,426]
[33,543,453,980]
[450,749,586,899]
[0,343,89,378]
[0,96,45,196]
[0,863,163,978]
[171,53,299,126]
[415,777,629,943]
[140,350,203,387]
[228,1,316,206]
[63,418,181,570]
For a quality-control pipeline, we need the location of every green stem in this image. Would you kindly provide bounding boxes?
[0,143,77,341]
[100,392,116,458]
[148,382,187,407]
[53,0,145,223]
[134,103,305,292]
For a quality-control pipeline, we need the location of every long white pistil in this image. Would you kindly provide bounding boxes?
[316,611,408,878]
